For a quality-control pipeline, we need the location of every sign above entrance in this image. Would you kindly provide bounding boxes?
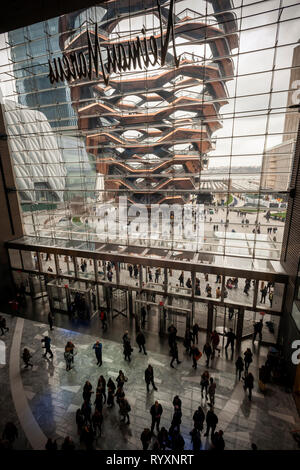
[48,0,181,86]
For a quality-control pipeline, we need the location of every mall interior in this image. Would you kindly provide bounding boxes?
[0,0,300,451]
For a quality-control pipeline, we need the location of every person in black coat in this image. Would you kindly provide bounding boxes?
[170,342,181,368]
[171,430,185,451]
[123,336,133,361]
[157,427,170,450]
[136,331,147,355]
[203,342,212,367]
[168,324,177,350]
[140,428,152,450]
[169,406,182,435]
[212,430,225,451]
[145,365,158,392]
[172,395,182,410]
[190,427,201,451]
[204,406,218,438]
[150,401,163,434]
[193,406,205,431]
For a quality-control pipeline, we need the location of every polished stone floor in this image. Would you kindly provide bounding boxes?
[0,312,299,451]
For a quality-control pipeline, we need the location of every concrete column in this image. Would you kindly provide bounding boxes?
[0,103,24,300]
[207,302,214,337]
[236,307,244,345]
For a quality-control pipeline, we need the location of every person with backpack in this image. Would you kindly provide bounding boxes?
[136,331,147,355]
[41,335,53,359]
[235,356,244,381]
[22,348,33,368]
[145,364,158,392]
[119,397,131,424]
[100,310,107,331]
[204,405,218,438]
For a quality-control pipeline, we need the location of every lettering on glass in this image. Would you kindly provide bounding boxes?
[48,0,181,86]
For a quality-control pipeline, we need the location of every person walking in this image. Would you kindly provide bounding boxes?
[157,427,170,450]
[204,406,218,438]
[183,328,193,354]
[22,348,33,368]
[116,370,127,389]
[235,356,244,381]
[107,379,116,408]
[119,397,131,424]
[0,316,9,335]
[193,406,205,432]
[145,364,158,392]
[136,331,147,355]
[244,348,253,374]
[100,310,107,331]
[81,400,92,425]
[190,427,202,451]
[211,330,221,357]
[208,377,216,406]
[48,312,54,331]
[224,328,236,354]
[253,319,263,342]
[203,341,212,367]
[141,305,147,328]
[190,344,201,369]
[192,323,200,344]
[212,430,225,451]
[41,335,53,359]
[123,332,133,361]
[97,376,106,404]
[82,381,93,403]
[170,342,181,368]
[200,370,210,400]
[140,428,152,450]
[92,408,103,437]
[260,286,268,303]
[150,401,163,434]
[178,271,184,287]
[169,406,182,435]
[168,324,177,351]
[269,290,273,308]
[172,395,182,410]
[243,372,254,400]
[93,340,103,366]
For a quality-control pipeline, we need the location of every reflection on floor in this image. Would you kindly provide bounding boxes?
[0,313,299,450]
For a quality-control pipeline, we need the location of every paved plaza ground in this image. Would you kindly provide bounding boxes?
[0,312,299,451]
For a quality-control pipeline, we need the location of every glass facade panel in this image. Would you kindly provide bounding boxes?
[0,0,299,266]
